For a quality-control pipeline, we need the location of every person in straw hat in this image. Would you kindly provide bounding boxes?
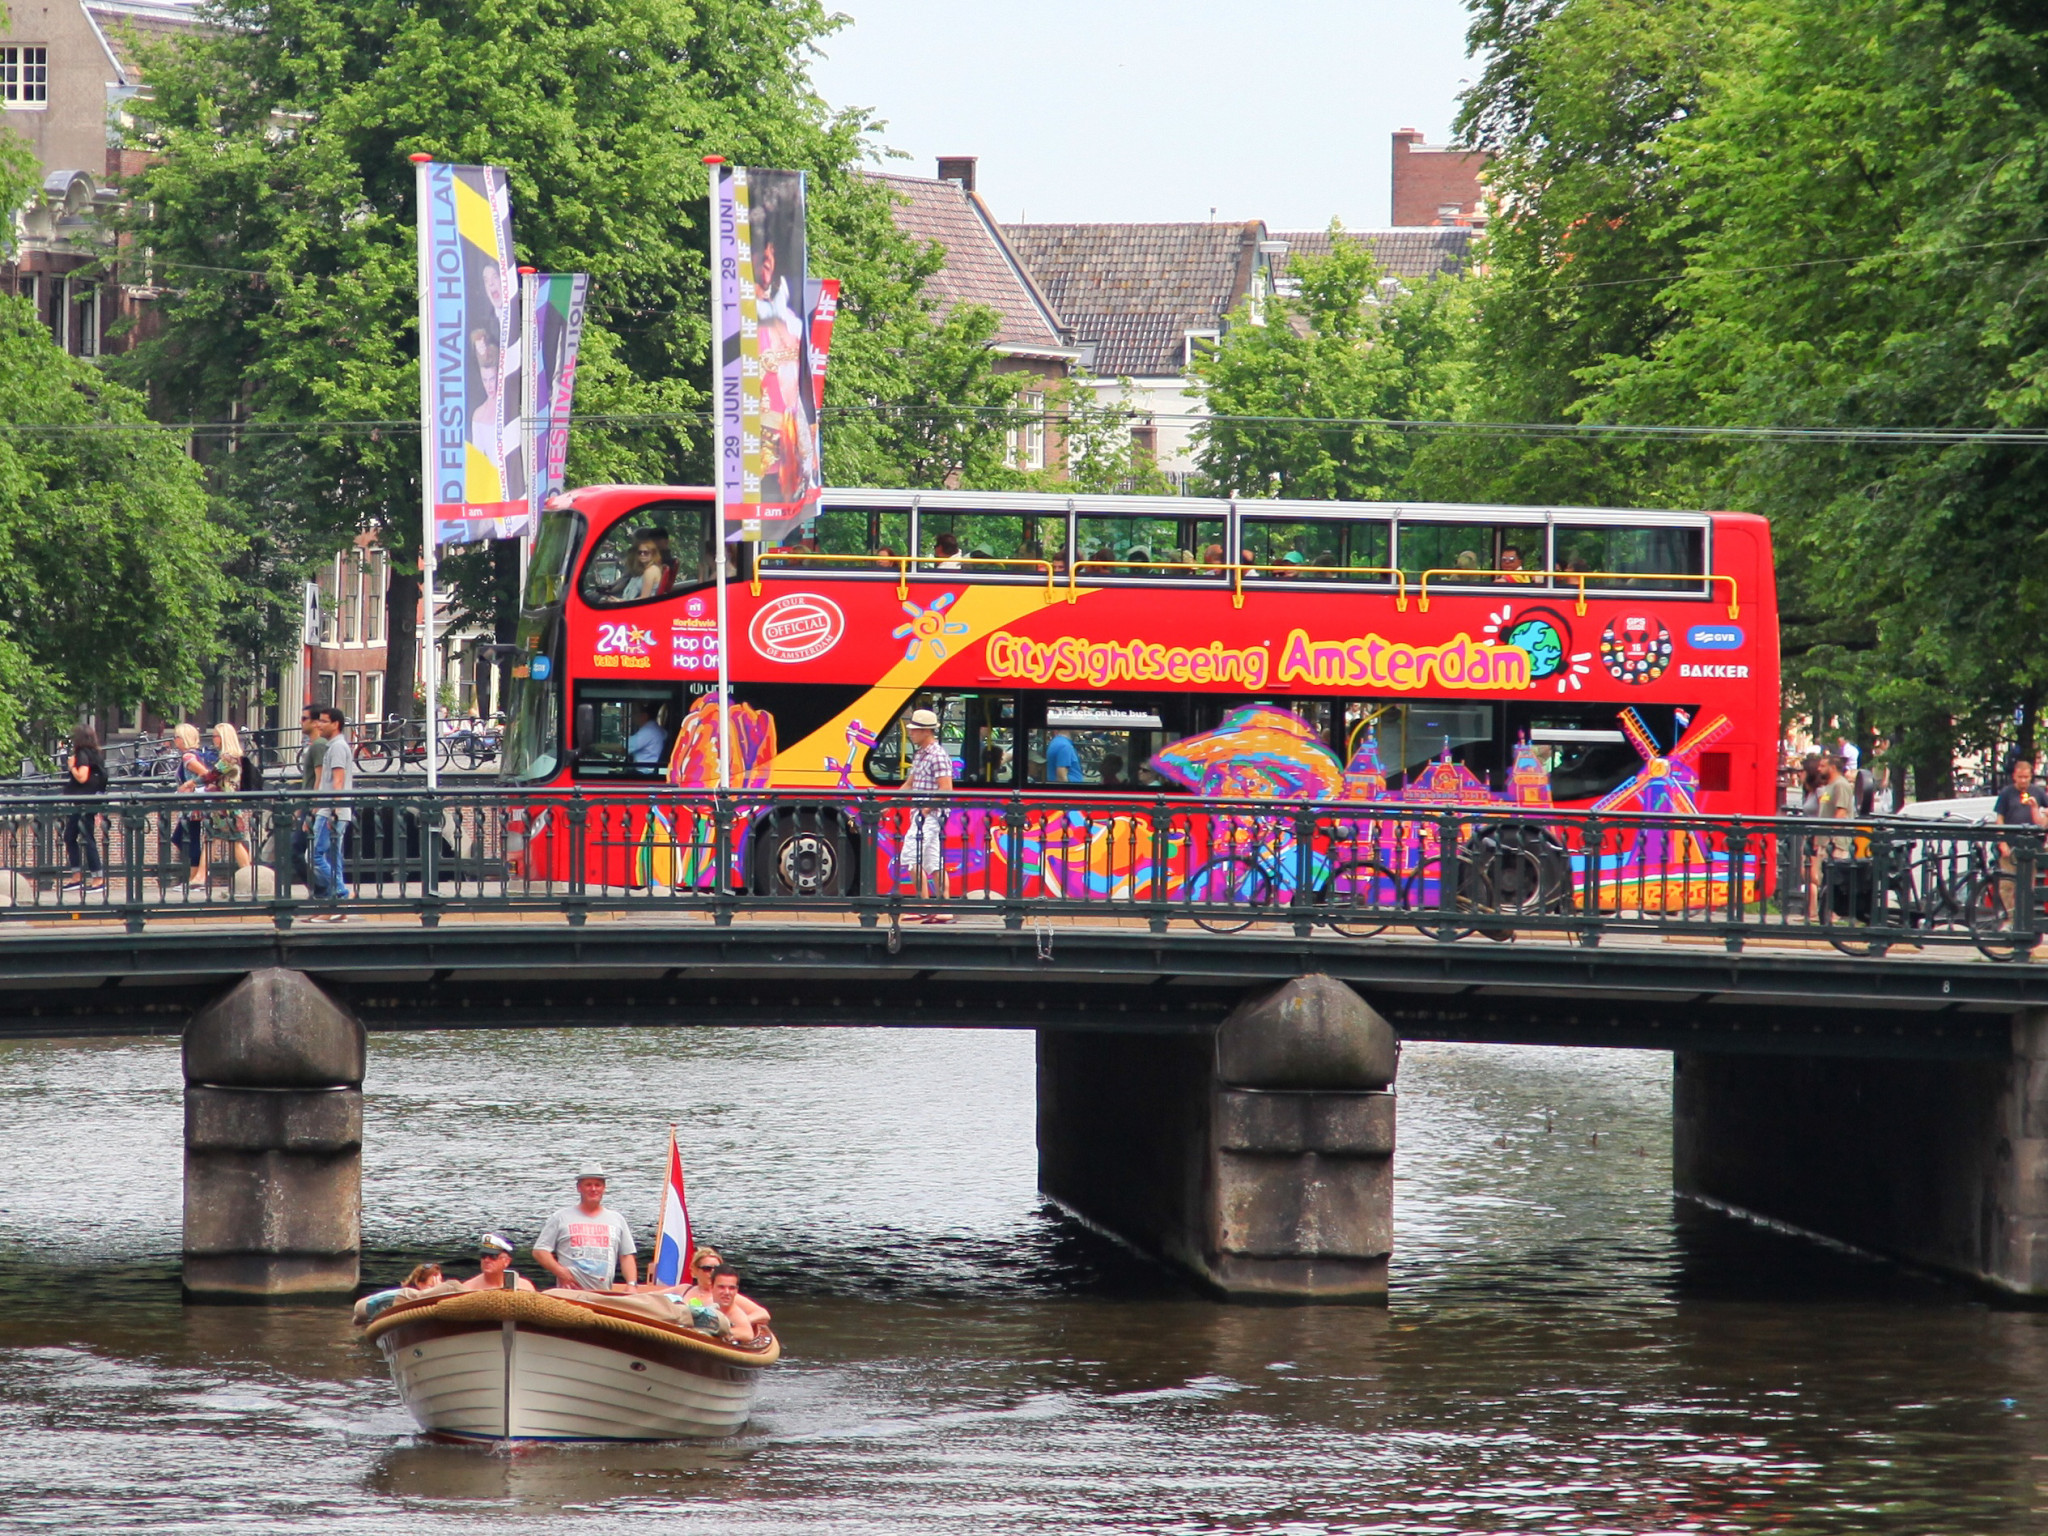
[900,706,953,921]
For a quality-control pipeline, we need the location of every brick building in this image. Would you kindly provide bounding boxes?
[1390,128,1491,228]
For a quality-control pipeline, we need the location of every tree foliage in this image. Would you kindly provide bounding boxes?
[1194,235,1472,499]
[1410,0,2048,790]
[121,0,1019,715]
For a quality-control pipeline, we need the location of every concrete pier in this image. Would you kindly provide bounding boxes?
[183,969,364,1297]
[1674,1013,2048,1296]
[1038,974,1397,1301]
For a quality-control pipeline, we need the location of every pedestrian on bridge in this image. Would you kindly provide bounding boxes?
[900,707,953,921]
[308,707,354,922]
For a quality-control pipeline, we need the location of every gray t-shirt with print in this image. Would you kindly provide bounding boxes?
[533,1205,637,1289]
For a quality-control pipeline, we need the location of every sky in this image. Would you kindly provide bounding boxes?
[808,0,1479,231]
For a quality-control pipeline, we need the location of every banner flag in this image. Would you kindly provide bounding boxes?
[806,277,841,470]
[650,1127,694,1287]
[525,271,589,522]
[420,161,526,545]
[714,166,824,548]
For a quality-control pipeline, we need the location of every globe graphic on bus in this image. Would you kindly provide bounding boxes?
[1501,617,1564,679]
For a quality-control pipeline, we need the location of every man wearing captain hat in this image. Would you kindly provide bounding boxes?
[532,1165,639,1292]
[459,1232,538,1292]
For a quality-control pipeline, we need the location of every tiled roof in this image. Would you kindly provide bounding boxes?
[85,1,205,81]
[869,172,1068,356]
[1002,221,1264,377]
[1271,227,1476,284]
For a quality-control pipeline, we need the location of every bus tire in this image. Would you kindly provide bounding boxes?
[754,809,852,898]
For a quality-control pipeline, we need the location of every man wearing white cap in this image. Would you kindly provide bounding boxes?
[532,1165,639,1291]
[900,706,953,919]
[459,1232,537,1292]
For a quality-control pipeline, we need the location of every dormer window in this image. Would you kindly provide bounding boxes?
[1,46,47,108]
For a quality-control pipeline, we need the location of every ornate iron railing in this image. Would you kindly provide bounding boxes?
[0,787,2034,958]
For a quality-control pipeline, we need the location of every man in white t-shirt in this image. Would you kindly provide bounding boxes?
[532,1166,639,1291]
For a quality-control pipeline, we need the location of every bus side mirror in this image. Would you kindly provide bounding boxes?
[574,702,596,754]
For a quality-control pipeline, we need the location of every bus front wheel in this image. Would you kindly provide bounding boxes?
[754,810,852,898]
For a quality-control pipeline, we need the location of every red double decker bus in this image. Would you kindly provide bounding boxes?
[501,487,1777,903]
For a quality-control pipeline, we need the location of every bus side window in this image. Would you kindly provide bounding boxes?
[865,692,1015,785]
[580,503,715,606]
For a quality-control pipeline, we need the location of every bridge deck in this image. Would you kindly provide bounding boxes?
[0,896,2035,1058]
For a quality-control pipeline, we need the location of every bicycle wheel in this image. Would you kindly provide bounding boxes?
[458,741,486,771]
[1189,853,1277,934]
[1401,855,1478,941]
[356,738,392,774]
[1969,877,2028,962]
[1324,859,1396,939]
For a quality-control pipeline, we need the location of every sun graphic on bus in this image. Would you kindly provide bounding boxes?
[892,592,970,662]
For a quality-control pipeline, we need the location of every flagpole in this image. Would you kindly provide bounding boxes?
[409,152,439,792]
[705,156,732,791]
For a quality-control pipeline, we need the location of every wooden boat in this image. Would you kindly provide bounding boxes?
[359,1287,780,1442]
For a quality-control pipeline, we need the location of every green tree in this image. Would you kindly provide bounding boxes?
[1194,234,1472,499]
[1574,0,2048,791]
[119,0,1016,718]
[0,134,228,759]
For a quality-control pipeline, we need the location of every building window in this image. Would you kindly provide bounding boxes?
[1,46,48,108]
[340,672,361,724]
[366,550,387,644]
[1183,330,1220,370]
[340,554,361,644]
[315,672,336,706]
[317,564,338,644]
[62,277,99,358]
[1007,392,1046,472]
[364,671,384,724]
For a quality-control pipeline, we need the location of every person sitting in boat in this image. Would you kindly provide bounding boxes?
[459,1233,537,1292]
[708,1267,758,1343]
[532,1165,640,1291]
[403,1262,444,1290]
[670,1246,772,1330]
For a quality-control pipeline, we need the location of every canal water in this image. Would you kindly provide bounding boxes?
[1,1026,2044,1533]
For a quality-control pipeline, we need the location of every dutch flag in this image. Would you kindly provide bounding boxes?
[650,1127,694,1287]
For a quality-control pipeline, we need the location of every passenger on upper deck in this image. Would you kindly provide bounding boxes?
[1499,549,1536,584]
[932,532,963,570]
[1201,543,1227,575]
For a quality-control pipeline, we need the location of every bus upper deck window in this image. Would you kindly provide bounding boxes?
[1552,525,1705,589]
[579,504,715,606]
[916,509,1072,578]
[1241,518,1391,581]
[1073,513,1224,579]
[1397,522,1546,581]
[524,510,582,609]
[773,507,911,572]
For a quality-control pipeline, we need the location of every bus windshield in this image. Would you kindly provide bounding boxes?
[501,612,563,782]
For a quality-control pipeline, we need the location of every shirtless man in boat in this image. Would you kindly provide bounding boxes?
[532,1166,640,1292]
[708,1268,758,1343]
[459,1232,536,1292]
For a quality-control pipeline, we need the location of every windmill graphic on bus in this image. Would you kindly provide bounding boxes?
[1582,706,1736,908]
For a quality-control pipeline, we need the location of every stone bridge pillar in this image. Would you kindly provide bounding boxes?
[1038,974,1397,1301]
[183,968,364,1297]
[1675,1010,2048,1296]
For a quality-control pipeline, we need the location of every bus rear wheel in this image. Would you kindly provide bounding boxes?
[755,810,852,898]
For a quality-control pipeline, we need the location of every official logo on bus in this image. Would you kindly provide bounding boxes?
[1600,614,1671,685]
[749,593,845,663]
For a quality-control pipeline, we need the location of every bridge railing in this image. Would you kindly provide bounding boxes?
[0,786,2035,958]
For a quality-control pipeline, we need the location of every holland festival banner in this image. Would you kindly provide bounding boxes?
[419,161,527,545]
[714,166,825,545]
[524,270,589,521]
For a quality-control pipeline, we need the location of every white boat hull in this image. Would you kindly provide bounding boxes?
[365,1291,774,1442]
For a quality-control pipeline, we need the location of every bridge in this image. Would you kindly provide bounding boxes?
[5,786,2046,1307]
